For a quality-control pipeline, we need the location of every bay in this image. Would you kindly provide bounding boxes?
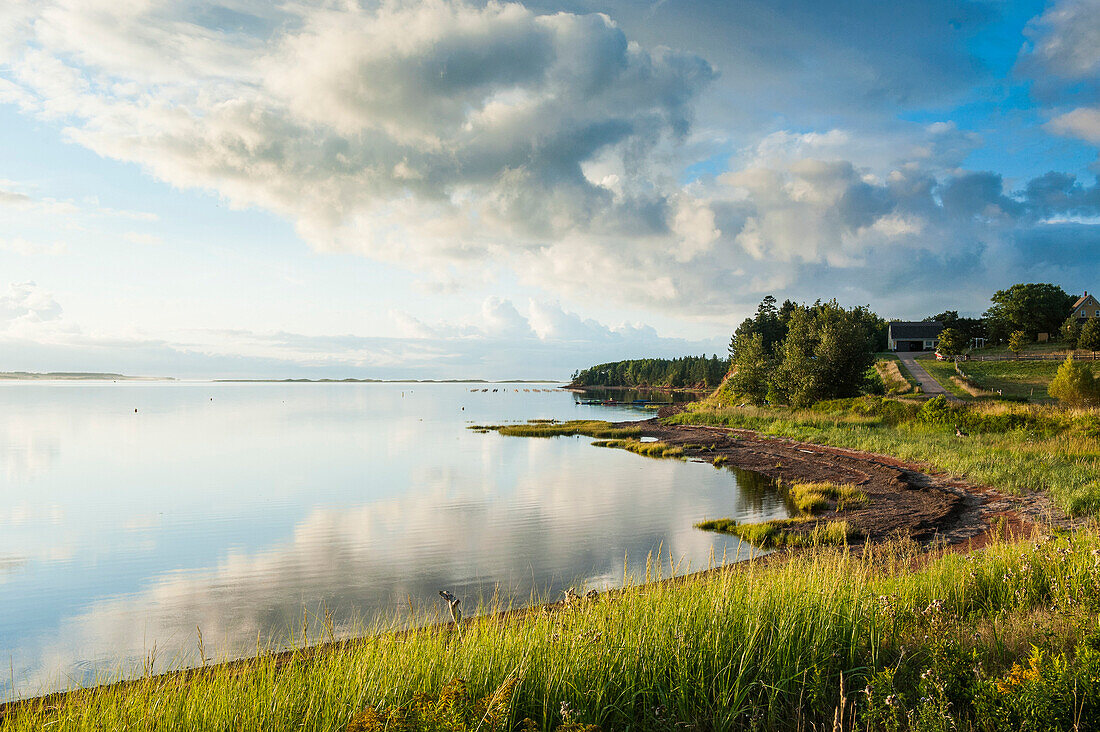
[0,381,788,700]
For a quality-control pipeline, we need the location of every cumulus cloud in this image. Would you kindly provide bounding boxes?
[1023,0,1100,81]
[2,0,1098,324]
[1021,0,1100,148]
[0,282,63,326]
[0,0,713,279]
[1048,107,1100,144]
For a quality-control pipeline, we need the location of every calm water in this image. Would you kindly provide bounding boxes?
[0,382,788,699]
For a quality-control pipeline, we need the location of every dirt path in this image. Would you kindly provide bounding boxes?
[629,417,1066,546]
[897,351,960,402]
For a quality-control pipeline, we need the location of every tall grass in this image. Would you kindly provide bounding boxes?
[5,529,1100,731]
[874,358,914,395]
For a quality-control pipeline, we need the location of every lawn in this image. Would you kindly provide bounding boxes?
[918,356,1098,403]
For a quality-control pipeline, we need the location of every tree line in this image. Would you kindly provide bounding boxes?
[570,356,728,389]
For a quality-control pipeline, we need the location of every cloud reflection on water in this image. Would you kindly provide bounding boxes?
[1,384,785,699]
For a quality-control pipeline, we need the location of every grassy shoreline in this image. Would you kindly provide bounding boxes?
[669,384,1100,518]
[5,529,1099,731]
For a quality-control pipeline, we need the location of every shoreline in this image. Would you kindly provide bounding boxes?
[562,384,712,393]
[0,419,1059,719]
[622,417,1070,546]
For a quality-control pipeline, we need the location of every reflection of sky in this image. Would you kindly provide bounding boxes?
[0,383,787,699]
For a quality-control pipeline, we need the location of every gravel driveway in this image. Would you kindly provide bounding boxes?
[896,352,961,402]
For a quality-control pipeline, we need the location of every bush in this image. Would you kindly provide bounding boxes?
[1048,356,1100,407]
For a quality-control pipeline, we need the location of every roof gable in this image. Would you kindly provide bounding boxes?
[1072,294,1098,310]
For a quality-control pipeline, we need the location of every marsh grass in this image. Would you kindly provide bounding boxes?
[7,529,1100,731]
[590,438,684,459]
[670,395,1100,517]
[786,481,866,514]
[694,517,859,547]
[470,420,641,439]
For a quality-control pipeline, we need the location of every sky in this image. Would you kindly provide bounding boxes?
[1,0,1099,379]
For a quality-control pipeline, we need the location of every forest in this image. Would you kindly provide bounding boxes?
[570,355,728,389]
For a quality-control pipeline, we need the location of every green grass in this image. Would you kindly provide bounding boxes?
[590,438,685,459]
[920,359,980,400]
[470,420,641,439]
[7,530,1100,731]
[694,517,859,547]
[958,360,1066,401]
[786,481,867,514]
[669,395,1100,517]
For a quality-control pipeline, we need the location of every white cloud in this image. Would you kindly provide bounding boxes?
[1047,107,1100,144]
[0,282,63,326]
[1023,0,1100,80]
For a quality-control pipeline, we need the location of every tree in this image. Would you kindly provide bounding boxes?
[1007,330,1029,358]
[936,327,967,359]
[728,333,771,404]
[1060,316,1081,348]
[1080,319,1100,355]
[1048,356,1100,407]
[728,295,792,362]
[770,301,876,407]
[924,310,960,327]
[984,283,1075,342]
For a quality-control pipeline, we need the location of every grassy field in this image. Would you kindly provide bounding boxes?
[921,358,1067,402]
[671,384,1100,517]
[5,529,1100,731]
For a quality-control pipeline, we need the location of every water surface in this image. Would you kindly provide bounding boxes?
[0,382,787,699]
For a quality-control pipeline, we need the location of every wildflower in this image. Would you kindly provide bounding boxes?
[885,694,898,707]
[560,701,574,722]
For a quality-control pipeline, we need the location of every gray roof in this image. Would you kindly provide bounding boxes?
[888,321,944,339]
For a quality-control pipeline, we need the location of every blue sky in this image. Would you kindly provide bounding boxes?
[1,0,1099,378]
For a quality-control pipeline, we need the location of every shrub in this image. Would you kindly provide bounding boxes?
[1048,356,1100,407]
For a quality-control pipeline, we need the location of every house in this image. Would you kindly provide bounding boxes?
[888,321,943,352]
[1071,291,1100,323]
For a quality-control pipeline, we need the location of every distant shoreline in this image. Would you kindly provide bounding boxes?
[0,373,560,384]
[0,372,174,381]
[564,384,711,393]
